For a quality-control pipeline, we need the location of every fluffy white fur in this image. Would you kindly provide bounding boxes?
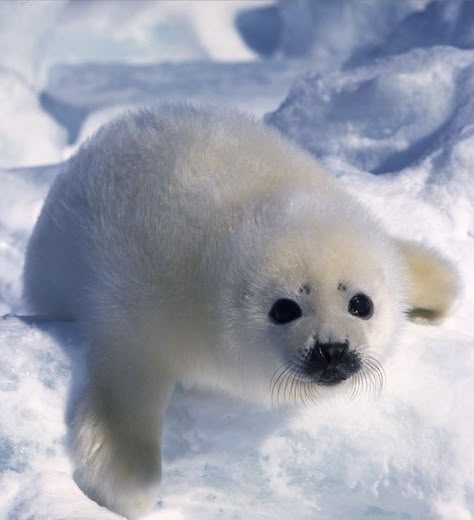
[23,105,458,518]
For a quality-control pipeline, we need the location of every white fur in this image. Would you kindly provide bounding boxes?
[23,105,458,518]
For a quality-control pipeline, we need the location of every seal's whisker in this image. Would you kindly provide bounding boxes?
[287,371,295,403]
[359,354,385,399]
[282,365,295,405]
[278,368,293,405]
[306,380,319,406]
[270,361,293,406]
[350,369,362,400]
[301,380,311,409]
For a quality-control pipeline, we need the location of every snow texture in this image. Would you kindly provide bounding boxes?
[0,0,267,85]
[42,60,309,146]
[0,0,473,519]
[0,69,66,169]
[267,46,474,237]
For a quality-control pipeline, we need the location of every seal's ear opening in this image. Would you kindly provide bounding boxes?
[397,240,460,324]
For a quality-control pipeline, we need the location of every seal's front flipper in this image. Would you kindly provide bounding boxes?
[68,332,175,519]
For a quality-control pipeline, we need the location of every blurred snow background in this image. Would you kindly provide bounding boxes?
[0,0,473,519]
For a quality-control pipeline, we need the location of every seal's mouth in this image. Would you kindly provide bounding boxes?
[317,367,354,386]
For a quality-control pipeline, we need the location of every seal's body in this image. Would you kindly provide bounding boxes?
[23,106,458,518]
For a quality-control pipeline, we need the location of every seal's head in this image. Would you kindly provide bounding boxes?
[220,192,459,404]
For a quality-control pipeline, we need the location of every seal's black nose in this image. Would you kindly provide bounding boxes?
[318,342,348,364]
[305,340,360,385]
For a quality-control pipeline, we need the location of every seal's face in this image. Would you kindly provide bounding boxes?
[264,277,386,403]
[268,293,372,386]
[224,219,406,404]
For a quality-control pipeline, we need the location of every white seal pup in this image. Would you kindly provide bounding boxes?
[23,105,459,518]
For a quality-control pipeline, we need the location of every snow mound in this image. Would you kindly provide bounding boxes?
[0,69,66,169]
[242,1,474,65]
[276,0,422,62]
[0,0,65,86]
[370,0,474,60]
[0,0,264,86]
[41,60,309,145]
[267,46,474,236]
[238,0,427,62]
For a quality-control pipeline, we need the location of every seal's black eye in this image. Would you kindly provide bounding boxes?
[269,298,302,325]
[348,293,374,319]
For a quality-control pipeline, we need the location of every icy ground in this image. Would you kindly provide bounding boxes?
[0,1,473,519]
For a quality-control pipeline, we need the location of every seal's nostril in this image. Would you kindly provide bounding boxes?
[319,345,331,363]
[316,342,348,364]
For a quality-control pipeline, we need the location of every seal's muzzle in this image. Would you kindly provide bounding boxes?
[305,341,361,385]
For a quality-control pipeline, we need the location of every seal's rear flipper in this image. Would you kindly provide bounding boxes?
[397,240,460,324]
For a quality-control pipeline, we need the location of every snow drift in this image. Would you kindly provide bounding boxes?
[0,68,66,169]
[0,0,264,86]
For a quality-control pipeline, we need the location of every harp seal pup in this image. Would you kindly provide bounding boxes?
[23,105,459,518]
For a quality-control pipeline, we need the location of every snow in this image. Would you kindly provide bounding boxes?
[0,69,66,168]
[43,60,309,146]
[266,46,474,236]
[246,0,431,63]
[0,1,473,519]
[0,0,268,86]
